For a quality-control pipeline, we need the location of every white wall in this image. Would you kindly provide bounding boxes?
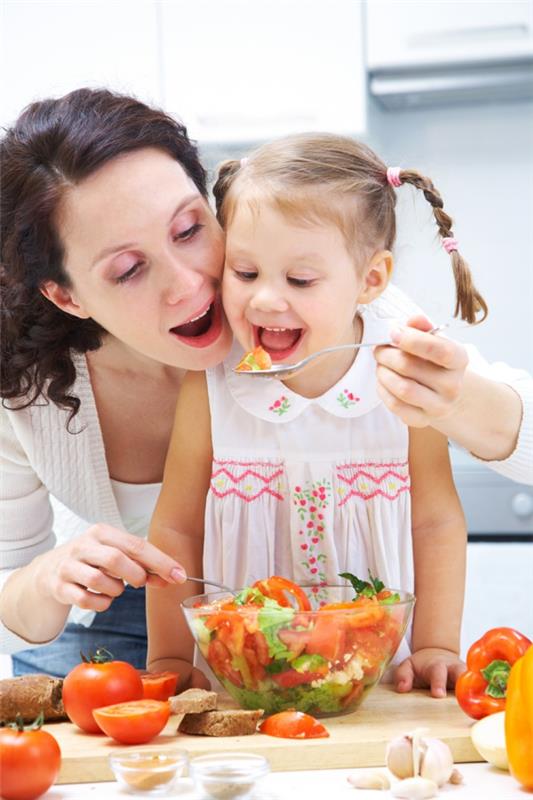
[365,96,533,375]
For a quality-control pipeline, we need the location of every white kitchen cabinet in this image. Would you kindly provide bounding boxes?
[366,0,533,70]
[160,0,366,143]
[0,0,161,128]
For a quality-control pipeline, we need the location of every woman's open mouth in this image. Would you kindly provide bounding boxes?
[254,325,304,362]
[170,297,224,348]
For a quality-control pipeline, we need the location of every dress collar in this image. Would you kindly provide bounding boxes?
[224,308,394,424]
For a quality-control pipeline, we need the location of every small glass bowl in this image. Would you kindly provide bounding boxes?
[189,752,270,800]
[109,748,188,795]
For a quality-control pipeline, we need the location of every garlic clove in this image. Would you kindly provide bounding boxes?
[419,737,454,786]
[347,770,390,790]
[386,735,416,779]
[449,768,464,785]
[391,776,439,799]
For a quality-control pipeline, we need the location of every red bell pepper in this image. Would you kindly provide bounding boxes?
[455,627,532,720]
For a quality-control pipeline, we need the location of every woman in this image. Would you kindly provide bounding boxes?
[1,88,530,683]
[374,315,532,485]
[0,88,232,682]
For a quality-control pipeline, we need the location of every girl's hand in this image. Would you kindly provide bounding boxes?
[374,315,469,427]
[36,523,187,613]
[394,648,466,698]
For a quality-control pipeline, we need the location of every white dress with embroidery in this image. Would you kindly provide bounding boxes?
[204,307,414,664]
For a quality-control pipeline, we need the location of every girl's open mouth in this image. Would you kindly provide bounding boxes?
[255,326,304,362]
[170,297,223,348]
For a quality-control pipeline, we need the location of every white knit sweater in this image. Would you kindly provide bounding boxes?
[1,286,532,654]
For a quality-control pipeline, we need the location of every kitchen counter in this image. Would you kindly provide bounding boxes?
[35,763,526,799]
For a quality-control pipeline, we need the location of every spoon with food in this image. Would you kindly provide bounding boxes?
[233,325,447,380]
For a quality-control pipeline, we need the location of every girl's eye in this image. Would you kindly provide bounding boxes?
[234,270,257,281]
[173,222,203,242]
[288,277,314,287]
[116,261,143,284]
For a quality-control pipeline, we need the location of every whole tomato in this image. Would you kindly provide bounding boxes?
[62,646,143,733]
[0,714,61,800]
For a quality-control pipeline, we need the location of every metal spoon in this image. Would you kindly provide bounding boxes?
[232,324,447,380]
[185,576,237,595]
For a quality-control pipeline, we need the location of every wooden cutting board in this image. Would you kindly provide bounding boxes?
[47,685,480,784]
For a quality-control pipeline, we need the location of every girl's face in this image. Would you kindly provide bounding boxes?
[223,201,391,395]
[45,148,232,370]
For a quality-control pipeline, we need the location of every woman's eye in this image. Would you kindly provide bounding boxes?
[116,262,143,284]
[288,277,313,287]
[173,222,203,242]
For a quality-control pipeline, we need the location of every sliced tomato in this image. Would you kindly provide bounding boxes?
[207,639,243,687]
[259,710,329,739]
[306,613,346,662]
[278,628,312,658]
[272,670,326,688]
[92,699,170,744]
[253,576,311,611]
[140,671,179,701]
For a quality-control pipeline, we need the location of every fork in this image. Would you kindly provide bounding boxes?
[185,576,237,595]
[232,324,447,380]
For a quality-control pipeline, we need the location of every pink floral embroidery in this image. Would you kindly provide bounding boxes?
[293,480,331,602]
[337,388,360,409]
[269,395,290,416]
[211,459,285,502]
[336,460,410,505]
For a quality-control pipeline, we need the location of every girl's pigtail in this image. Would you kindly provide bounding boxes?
[212,159,243,225]
[398,169,488,324]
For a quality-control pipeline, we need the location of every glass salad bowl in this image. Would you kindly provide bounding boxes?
[182,576,414,717]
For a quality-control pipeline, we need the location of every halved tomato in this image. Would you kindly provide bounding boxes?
[140,671,179,701]
[259,710,329,739]
[92,700,170,744]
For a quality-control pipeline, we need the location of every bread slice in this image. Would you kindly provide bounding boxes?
[178,708,264,736]
[169,688,218,715]
[0,674,66,723]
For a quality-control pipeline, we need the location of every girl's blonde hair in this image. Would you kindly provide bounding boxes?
[213,133,487,324]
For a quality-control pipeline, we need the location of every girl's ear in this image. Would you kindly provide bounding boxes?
[40,281,91,319]
[357,250,393,304]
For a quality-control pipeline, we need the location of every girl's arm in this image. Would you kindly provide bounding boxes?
[146,371,213,690]
[395,425,467,698]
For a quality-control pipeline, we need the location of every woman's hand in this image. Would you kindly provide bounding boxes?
[37,523,187,613]
[394,648,466,698]
[374,315,469,428]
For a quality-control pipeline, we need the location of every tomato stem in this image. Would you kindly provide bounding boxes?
[80,645,115,664]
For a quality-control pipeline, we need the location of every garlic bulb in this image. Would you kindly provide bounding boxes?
[386,729,454,787]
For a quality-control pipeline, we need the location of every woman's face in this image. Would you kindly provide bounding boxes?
[50,147,232,370]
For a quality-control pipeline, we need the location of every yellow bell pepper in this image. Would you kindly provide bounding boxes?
[505,644,533,789]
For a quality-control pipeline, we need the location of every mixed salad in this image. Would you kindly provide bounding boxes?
[187,574,411,716]
[234,345,272,372]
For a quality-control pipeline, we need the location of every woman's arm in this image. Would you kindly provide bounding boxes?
[395,425,467,698]
[146,371,213,689]
[0,406,184,651]
[375,316,531,475]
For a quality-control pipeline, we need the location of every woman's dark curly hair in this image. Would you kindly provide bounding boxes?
[1,87,207,422]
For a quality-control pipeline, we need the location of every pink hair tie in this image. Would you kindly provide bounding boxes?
[442,237,459,254]
[386,166,402,188]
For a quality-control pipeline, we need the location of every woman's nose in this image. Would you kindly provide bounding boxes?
[249,285,289,313]
[162,259,204,305]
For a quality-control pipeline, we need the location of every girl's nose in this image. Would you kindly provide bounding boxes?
[163,259,205,305]
[249,285,289,313]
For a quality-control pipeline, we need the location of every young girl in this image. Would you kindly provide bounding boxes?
[147,133,487,697]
